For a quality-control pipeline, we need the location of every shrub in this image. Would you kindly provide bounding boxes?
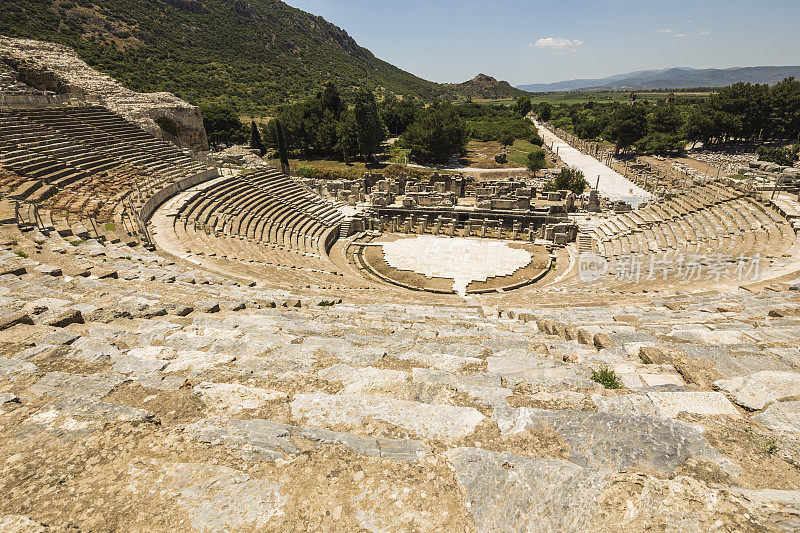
[295,166,362,181]
[757,146,798,167]
[14,251,28,258]
[526,148,546,175]
[591,365,623,389]
[528,130,544,147]
[635,132,686,156]
[317,300,336,307]
[762,438,778,455]
[544,167,588,195]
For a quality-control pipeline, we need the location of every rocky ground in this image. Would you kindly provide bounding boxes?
[0,221,799,531]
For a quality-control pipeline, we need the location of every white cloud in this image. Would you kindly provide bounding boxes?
[675,33,687,38]
[698,30,711,36]
[532,37,584,53]
[657,28,674,33]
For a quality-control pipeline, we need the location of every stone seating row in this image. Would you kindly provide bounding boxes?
[0,105,220,244]
[176,170,343,256]
[0,107,210,208]
[592,184,795,261]
[1,215,799,529]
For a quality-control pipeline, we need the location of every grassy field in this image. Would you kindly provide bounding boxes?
[289,157,373,180]
[469,98,515,105]
[506,139,540,166]
[456,90,711,107]
[528,90,711,105]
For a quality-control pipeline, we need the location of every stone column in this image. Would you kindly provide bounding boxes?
[434,216,443,235]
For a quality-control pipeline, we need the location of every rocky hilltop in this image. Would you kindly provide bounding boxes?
[447,73,528,100]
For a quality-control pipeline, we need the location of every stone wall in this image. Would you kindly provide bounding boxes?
[0,36,209,151]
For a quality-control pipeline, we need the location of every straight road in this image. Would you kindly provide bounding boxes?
[534,121,652,208]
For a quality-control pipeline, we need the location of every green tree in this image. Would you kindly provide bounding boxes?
[635,132,685,156]
[605,105,647,154]
[682,105,716,148]
[526,147,546,177]
[321,82,344,119]
[380,96,420,137]
[352,89,384,162]
[516,96,532,117]
[401,104,469,165]
[499,133,516,148]
[315,109,339,155]
[769,78,800,141]
[647,104,683,134]
[528,130,544,146]
[544,167,587,195]
[249,119,265,155]
[274,118,290,175]
[200,103,246,148]
[336,110,360,163]
[537,102,553,122]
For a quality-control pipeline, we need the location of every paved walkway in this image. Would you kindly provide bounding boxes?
[534,121,653,208]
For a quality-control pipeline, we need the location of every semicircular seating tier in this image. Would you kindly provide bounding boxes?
[0,105,213,242]
[174,169,344,257]
[588,183,795,262]
[158,169,368,291]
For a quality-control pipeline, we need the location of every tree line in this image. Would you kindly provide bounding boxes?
[539,78,800,156]
[202,90,543,165]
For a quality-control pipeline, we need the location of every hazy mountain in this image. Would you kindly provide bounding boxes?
[518,66,800,92]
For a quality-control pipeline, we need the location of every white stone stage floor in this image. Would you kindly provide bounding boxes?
[534,121,653,208]
[381,236,533,296]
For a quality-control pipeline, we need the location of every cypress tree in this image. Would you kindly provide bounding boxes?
[274,119,290,175]
[353,89,383,163]
[250,120,266,155]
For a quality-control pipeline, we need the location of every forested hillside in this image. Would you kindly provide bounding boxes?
[0,0,450,112]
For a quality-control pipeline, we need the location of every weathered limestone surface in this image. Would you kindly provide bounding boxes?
[127,462,287,532]
[754,401,800,435]
[0,36,209,150]
[0,188,798,530]
[446,447,611,532]
[493,407,739,476]
[291,392,485,439]
[716,371,800,410]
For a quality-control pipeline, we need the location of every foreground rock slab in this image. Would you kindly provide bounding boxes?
[716,371,800,410]
[291,392,484,439]
[492,407,739,476]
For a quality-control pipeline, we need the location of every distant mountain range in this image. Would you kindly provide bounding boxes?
[517,66,800,92]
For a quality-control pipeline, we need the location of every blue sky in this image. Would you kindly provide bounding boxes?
[284,0,800,85]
